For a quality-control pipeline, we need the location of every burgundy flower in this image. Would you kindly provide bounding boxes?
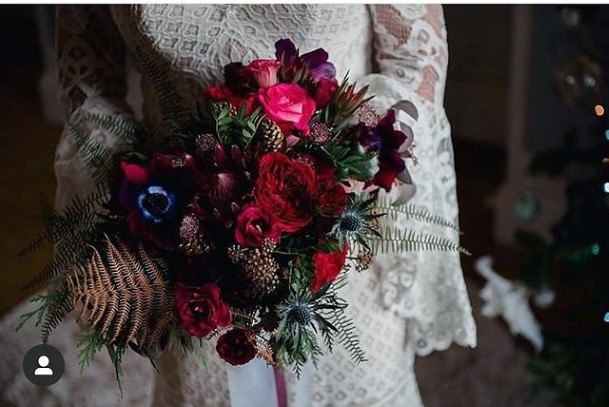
[275,38,336,81]
[193,143,255,227]
[175,283,232,337]
[234,203,282,247]
[118,152,196,250]
[216,329,257,366]
[359,110,407,191]
[224,62,258,95]
[254,152,317,233]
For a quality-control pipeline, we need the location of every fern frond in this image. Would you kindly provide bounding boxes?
[20,189,107,256]
[66,235,174,349]
[375,200,460,232]
[83,113,146,146]
[16,285,74,343]
[135,46,190,127]
[370,227,470,255]
[21,189,108,290]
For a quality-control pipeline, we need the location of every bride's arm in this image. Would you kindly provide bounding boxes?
[363,5,477,353]
[55,5,134,209]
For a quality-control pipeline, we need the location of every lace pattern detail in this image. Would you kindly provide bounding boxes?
[1,5,474,406]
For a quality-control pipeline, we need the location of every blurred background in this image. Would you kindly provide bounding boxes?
[1,4,608,406]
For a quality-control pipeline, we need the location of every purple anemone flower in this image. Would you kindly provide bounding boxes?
[275,38,336,81]
[118,152,196,250]
[359,110,407,191]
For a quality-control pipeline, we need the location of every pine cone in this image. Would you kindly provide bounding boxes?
[259,120,285,152]
[179,213,215,256]
[228,239,282,299]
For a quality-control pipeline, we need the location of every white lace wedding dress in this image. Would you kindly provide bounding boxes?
[0,5,475,406]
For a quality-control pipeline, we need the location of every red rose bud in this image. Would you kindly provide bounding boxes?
[311,246,348,292]
[247,59,281,88]
[258,84,316,134]
[234,203,282,247]
[255,152,317,233]
[313,78,339,109]
[204,85,257,114]
[216,329,258,366]
[175,283,231,337]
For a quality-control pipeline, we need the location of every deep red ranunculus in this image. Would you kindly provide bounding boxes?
[247,59,281,88]
[313,78,339,109]
[257,84,316,134]
[234,203,282,247]
[175,283,231,337]
[216,329,258,366]
[316,181,348,217]
[311,246,348,292]
[255,152,317,233]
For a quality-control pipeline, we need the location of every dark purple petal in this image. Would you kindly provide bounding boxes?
[275,39,298,61]
[300,48,329,67]
[385,129,407,150]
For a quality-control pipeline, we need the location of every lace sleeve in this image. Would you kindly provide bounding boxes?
[361,5,477,355]
[55,6,135,209]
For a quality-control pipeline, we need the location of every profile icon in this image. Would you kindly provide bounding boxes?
[34,355,53,376]
[23,344,64,386]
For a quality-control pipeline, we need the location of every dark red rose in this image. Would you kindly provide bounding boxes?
[234,203,282,247]
[313,78,339,109]
[175,283,232,337]
[316,181,347,217]
[255,152,317,233]
[311,246,348,292]
[216,329,258,366]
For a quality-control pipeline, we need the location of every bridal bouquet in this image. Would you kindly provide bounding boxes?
[20,39,464,380]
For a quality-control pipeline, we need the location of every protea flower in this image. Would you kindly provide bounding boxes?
[192,141,255,227]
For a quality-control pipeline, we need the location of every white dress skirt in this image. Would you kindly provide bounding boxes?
[0,5,475,406]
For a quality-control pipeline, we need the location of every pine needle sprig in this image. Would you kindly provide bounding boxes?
[211,102,263,148]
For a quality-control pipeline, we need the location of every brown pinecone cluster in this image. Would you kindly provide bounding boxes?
[259,119,285,152]
[179,213,215,256]
[228,239,283,299]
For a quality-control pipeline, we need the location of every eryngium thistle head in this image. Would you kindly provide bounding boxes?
[339,210,365,233]
[287,300,313,325]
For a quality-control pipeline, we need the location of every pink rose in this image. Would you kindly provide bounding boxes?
[247,59,281,88]
[257,84,316,134]
[234,203,282,247]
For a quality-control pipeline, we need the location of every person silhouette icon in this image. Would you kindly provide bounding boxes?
[34,356,53,376]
